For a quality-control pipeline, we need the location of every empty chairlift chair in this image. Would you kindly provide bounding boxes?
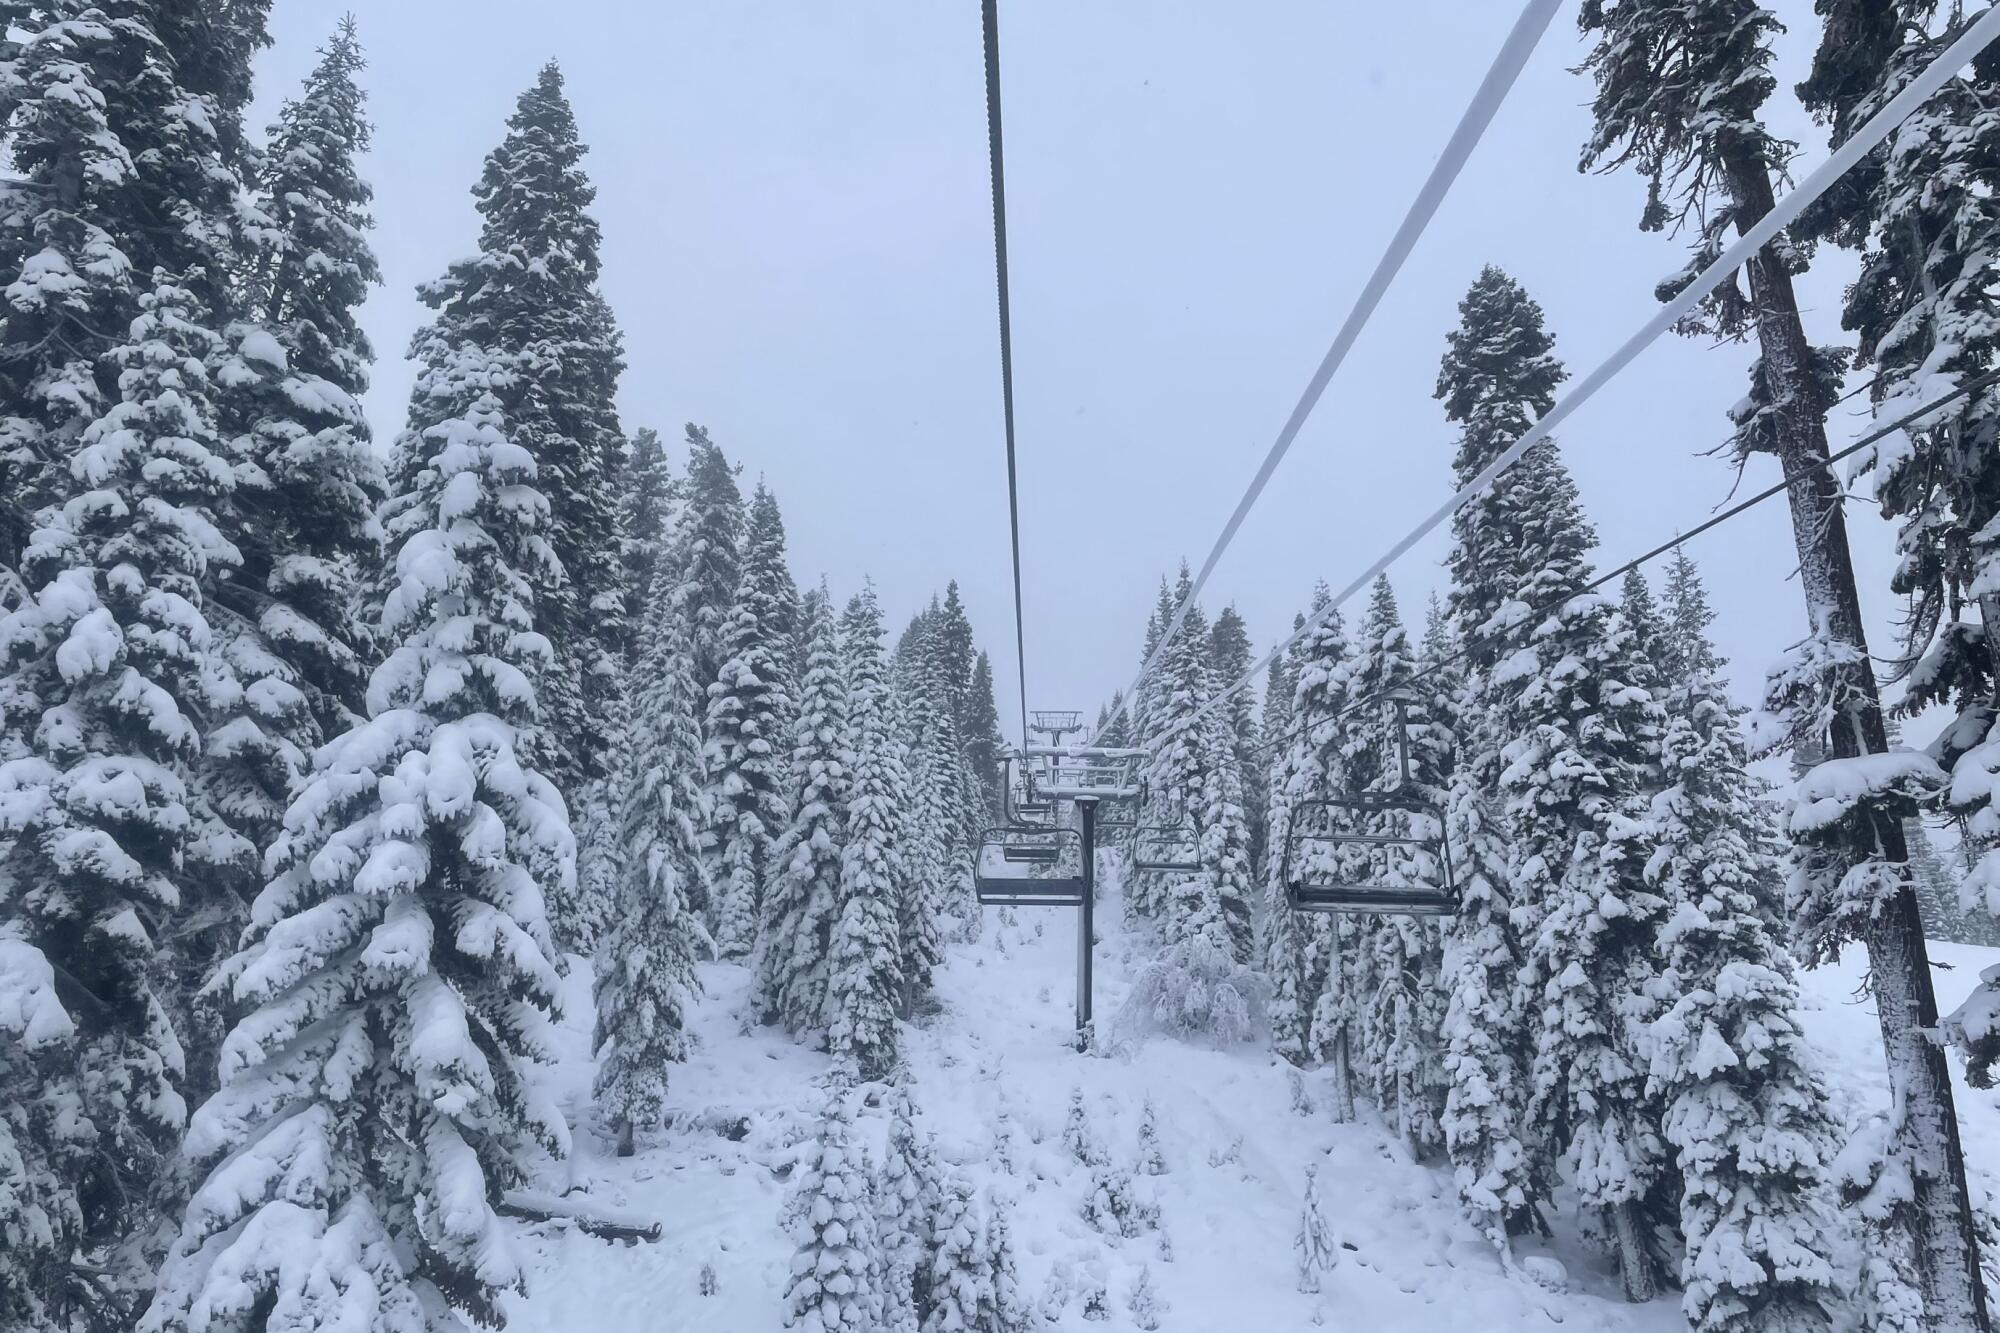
[1131,823,1202,874]
[1281,690,1457,916]
[975,826,1086,906]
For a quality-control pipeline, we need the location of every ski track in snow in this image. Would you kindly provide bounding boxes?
[502,867,2000,1331]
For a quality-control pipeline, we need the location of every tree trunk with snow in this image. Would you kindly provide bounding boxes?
[1721,149,1986,1329]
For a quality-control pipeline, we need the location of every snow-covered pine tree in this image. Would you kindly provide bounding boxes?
[963,650,1008,820]
[984,1189,1026,1333]
[1064,1088,1100,1166]
[1210,604,1266,869]
[1123,569,1261,1043]
[0,276,235,1328]
[675,426,745,693]
[1,0,271,526]
[758,591,847,1030]
[1806,0,2000,1083]
[1585,3,1987,1315]
[1268,598,1344,1073]
[1344,575,1447,1159]
[1642,557,1839,1331]
[1430,272,1548,1253]
[377,64,622,817]
[1125,1265,1165,1331]
[0,3,279,1314]
[616,428,676,643]
[934,580,975,725]
[148,331,573,1331]
[826,585,907,1076]
[1440,269,1673,1299]
[564,428,678,957]
[743,481,802,703]
[925,1173,994,1333]
[195,18,387,992]
[705,485,797,958]
[899,609,978,941]
[784,1086,883,1332]
[1261,608,1312,1063]
[593,583,706,1155]
[1272,591,1372,1110]
[877,1082,939,1332]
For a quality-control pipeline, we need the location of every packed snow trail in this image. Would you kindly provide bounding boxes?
[501,865,1999,1331]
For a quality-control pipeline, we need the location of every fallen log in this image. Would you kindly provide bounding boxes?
[498,1188,663,1243]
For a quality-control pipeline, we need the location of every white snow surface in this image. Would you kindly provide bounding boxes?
[500,864,2000,1331]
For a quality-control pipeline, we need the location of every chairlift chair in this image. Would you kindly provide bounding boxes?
[1132,824,1202,874]
[1280,689,1456,916]
[975,826,1086,906]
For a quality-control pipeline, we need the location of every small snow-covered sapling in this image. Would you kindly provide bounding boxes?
[1135,1098,1166,1175]
[1296,1162,1339,1295]
[1062,1088,1097,1165]
[1078,1263,1111,1322]
[1289,1068,1315,1117]
[1126,1264,1166,1331]
[698,1261,717,1297]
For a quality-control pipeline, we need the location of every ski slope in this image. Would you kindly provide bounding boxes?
[502,864,2000,1332]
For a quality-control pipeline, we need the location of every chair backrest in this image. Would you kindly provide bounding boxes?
[975,826,1086,906]
[1131,824,1201,874]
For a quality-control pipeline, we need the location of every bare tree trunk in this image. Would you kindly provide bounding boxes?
[1723,152,1989,1332]
[1609,1199,1659,1304]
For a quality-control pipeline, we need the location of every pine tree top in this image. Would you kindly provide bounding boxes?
[473,61,602,288]
[1577,0,1786,229]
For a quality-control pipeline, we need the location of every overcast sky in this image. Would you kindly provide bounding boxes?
[256,0,1914,753]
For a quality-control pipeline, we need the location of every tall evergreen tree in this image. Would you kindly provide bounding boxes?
[743,482,801,701]
[1209,604,1267,871]
[149,338,572,1330]
[935,581,976,725]
[1261,607,1313,1064]
[593,583,706,1155]
[615,428,676,644]
[1804,0,2000,1096]
[705,486,796,958]
[963,651,1008,819]
[1344,576,1448,1159]
[760,593,848,1030]
[1122,570,1260,1044]
[1582,4,1987,1316]
[375,64,623,808]
[1643,559,1839,1332]
[1270,601,1344,1064]
[195,18,386,993]
[1449,272,1672,1300]
[0,4,278,1317]
[675,426,744,692]
[0,278,233,1330]
[826,586,909,1071]
[899,611,979,940]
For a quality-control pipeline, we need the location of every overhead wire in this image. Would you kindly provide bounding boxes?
[1247,368,2000,765]
[981,0,1031,748]
[1093,0,1567,745]
[1180,3,2000,738]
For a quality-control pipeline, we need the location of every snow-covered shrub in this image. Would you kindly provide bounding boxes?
[1114,937,1267,1047]
[1083,1162,1156,1239]
[1126,1265,1166,1330]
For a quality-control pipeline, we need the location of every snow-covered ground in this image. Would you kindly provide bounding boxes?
[500,866,2000,1332]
